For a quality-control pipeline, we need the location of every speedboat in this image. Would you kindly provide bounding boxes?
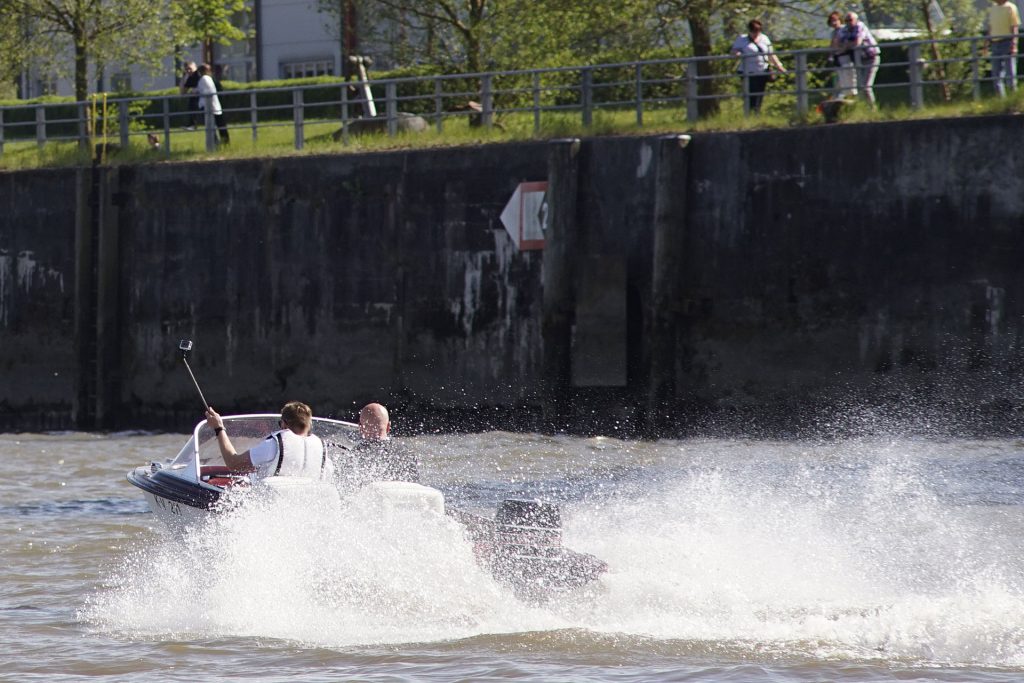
[127,414,607,599]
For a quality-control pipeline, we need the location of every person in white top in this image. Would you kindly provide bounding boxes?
[196,63,230,144]
[205,401,332,479]
[729,19,787,114]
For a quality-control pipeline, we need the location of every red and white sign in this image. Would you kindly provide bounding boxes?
[500,181,548,251]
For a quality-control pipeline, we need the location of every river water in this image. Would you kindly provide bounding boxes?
[3,429,1024,681]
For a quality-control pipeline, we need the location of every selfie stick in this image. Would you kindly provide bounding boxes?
[179,340,210,410]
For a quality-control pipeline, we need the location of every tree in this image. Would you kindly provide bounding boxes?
[0,6,27,98]
[655,0,825,117]
[864,0,983,102]
[317,0,667,74]
[176,0,249,68]
[315,0,828,118]
[0,0,177,102]
[316,0,491,73]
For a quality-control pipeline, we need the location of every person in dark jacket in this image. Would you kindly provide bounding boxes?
[179,61,200,129]
[346,402,419,485]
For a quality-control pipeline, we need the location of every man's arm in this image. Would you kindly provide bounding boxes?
[205,407,257,472]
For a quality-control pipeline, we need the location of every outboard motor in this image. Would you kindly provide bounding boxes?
[495,499,562,557]
[447,496,608,600]
[490,499,567,595]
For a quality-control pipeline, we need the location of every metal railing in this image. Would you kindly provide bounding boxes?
[0,32,1013,158]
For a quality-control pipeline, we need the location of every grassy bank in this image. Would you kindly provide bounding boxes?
[1,88,1022,171]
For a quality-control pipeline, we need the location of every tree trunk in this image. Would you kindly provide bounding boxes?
[922,2,950,102]
[342,0,357,78]
[687,15,719,118]
[466,0,485,73]
[74,41,88,102]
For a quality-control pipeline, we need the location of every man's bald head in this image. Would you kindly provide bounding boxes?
[359,403,390,439]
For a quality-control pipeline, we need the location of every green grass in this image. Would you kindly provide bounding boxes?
[3,87,1024,171]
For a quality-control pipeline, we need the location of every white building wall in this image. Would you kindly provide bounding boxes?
[21,0,341,99]
[260,0,341,80]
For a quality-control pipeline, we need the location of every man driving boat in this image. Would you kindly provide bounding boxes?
[205,401,333,479]
[345,402,419,484]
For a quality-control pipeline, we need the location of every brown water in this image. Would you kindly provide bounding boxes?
[4,430,1024,681]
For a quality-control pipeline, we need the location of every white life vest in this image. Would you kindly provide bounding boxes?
[268,429,327,479]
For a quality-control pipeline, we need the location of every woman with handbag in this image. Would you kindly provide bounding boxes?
[730,19,787,114]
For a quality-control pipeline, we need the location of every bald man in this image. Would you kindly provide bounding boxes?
[344,402,419,485]
[359,402,392,439]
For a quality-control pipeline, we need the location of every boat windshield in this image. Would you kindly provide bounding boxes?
[163,414,361,481]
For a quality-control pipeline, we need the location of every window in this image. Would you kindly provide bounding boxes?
[111,72,132,92]
[35,75,57,96]
[279,59,335,79]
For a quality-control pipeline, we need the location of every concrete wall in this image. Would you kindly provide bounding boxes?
[0,171,78,430]
[675,118,1024,433]
[107,145,549,430]
[2,116,1023,435]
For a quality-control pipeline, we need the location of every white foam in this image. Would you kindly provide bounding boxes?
[561,441,1024,665]
[86,438,1024,665]
[85,483,561,646]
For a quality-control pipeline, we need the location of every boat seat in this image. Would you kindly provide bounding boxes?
[200,465,250,488]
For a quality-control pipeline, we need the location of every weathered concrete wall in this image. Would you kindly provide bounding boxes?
[673,118,1024,433]
[111,145,549,429]
[2,116,1024,434]
[0,170,77,430]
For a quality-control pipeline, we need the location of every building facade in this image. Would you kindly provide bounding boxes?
[20,0,349,99]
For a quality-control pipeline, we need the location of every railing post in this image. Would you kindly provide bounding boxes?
[481,74,494,128]
[635,62,644,126]
[434,77,444,132]
[686,60,699,122]
[581,67,593,127]
[795,52,809,116]
[909,43,924,109]
[340,84,350,145]
[293,88,304,150]
[741,72,751,116]
[339,84,352,145]
[250,91,259,141]
[77,102,89,151]
[385,81,398,136]
[35,104,46,149]
[532,72,541,133]
[161,98,171,155]
[970,40,981,101]
[118,100,129,149]
[203,95,217,151]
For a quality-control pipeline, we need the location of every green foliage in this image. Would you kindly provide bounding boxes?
[175,0,249,64]
[5,0,179,101]
[317,0,676,75]
[866,0,983,37]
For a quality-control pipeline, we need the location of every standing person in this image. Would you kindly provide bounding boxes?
[986,0,1020,97]
[837,12,881,107]
[179,61,200,130]
[730,19,787,114]
[344,402,419,485]
[827,11,856,98]
[205,401,332,480]
[196,63,230,144]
